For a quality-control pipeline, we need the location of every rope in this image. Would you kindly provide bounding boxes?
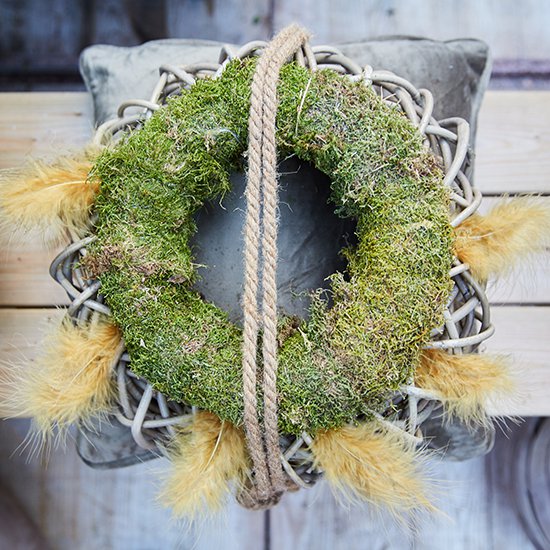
[241,24,311,509]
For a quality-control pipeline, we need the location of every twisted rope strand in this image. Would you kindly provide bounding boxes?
[242,45,270,495]
[242,24,310,507]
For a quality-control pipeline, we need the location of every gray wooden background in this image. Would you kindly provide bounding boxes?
[1,0,550,89]
[1,1,550,549]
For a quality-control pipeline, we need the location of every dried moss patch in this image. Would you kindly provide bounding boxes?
[90,58,453,434]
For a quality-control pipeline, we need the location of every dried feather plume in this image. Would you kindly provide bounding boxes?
[0,147,100,245]
[311,421,433,514]
[2,318,122,444]
[417,349,512,423]
[455,197,550,281]
[159,411,250,518]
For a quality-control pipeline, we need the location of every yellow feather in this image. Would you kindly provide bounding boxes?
[2,318,121,442]
[159,411,249,518]
[311,421,433,514]
[417,349,512,423]
[454,197,550,281]
[0,147,100,245]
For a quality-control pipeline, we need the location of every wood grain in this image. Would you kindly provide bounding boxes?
[1,306,547,418]
[0,92,93,169]
[273,0,550,60]
[476,92,550,195]
[269,424,538,550]
[165,0,271,44]
[0,418,265,550]
[0,198,548,307]
[0,243,69,307]
[0,308,63,362]
[486,306,550,417]
[0,413,540,549]
[1,93,549,306]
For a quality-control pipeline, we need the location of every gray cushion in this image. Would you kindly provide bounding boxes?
[79,37,491,323]
[80,37,491,145]
[80,39,224,125]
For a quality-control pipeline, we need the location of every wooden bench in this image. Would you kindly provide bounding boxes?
[0,91,549,549]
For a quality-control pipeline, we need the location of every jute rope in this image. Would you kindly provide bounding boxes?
[241,24,311,509]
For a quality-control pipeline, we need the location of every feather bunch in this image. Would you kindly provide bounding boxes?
[2,318,121,443]
[417,349,512,423]
[454,197,550,281]
[311,421,432,514]
[159,411,250,518]
[0,148,100,245]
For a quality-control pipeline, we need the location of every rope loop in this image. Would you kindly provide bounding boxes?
[241,24,311,509]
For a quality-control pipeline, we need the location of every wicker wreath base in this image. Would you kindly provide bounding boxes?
[49,39,494,488]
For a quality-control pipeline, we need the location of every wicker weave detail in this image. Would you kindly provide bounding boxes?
[50,40,493,488]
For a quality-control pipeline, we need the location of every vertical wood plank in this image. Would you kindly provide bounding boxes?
[270,454,536,549]
[165,0,271,44]
[270,483,406,550]
[272,0,550,59]
[0,0,86,71]
[0,419,265,550]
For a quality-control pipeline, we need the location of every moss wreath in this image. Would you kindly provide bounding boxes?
[85,52,453,437]
[9,24,545,514]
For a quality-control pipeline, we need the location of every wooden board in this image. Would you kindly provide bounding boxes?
[3,0,550,89]
[272,0,550,60]
[0,415,540,550]
[165,0,271,44]
[269,420,542,550]
[476,92,550,195]
[1,92,549,306]
[0,242,69,307]
[1,305,548,419]
[0,0,271,80]
[2,90,550,194]
[0,92,93,168]
[487,307,550,416]
[0,419,265,550]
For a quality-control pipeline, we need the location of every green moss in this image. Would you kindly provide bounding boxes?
[90,58,453,434]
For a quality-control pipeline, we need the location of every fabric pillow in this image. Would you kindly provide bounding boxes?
[79,37,491,324]
[80,37,491,146]
[76,37,492,468]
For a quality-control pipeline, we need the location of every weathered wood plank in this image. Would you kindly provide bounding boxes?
[1,405,539,549]
[270,449,535,549]
[4,0,550,82]
[273,0,550,60]
[0,0,88,71]
[0,308,63,361]
[486,306,550,417]
[0,418,265,550]
[476,92,550,195]
[0,243,69,307]
[0,198,548,308]
[1,93,549,306]
[1,306,548,417]
[1,201,547,308]
[2,91,549,190]
[0,197,550,307]
[0,0,270,84]
[0,92,93,169]
[165,0,271,44]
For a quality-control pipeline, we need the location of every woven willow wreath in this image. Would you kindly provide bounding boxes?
[5,25,548,516]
